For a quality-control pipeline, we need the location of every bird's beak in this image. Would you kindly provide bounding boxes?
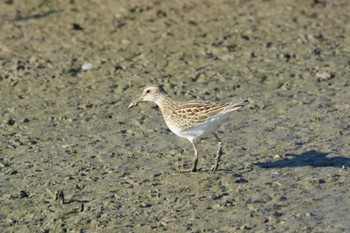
[128,95,143,109]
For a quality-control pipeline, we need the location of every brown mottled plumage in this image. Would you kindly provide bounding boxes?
[128,85,249,173]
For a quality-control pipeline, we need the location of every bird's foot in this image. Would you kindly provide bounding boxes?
[178,167,198,173]
[210,165,219,173]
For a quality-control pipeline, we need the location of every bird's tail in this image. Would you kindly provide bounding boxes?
[225,97,249,112]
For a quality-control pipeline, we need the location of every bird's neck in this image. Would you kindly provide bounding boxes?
[155,94,174,110]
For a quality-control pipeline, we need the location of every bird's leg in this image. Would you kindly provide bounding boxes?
[178,141,199,173]
[190,141,199,172]
[211,133,223,173]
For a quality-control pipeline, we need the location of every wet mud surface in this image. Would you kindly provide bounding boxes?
[1,0,350,232]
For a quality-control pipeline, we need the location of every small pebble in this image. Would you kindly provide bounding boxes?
[19,190,29,198]
[81,63,93,71]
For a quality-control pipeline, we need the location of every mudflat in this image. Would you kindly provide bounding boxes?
[1,0,349,232]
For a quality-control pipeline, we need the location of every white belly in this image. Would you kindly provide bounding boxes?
[165,112,231,142]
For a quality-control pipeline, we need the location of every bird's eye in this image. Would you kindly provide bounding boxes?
[146,89,151,94]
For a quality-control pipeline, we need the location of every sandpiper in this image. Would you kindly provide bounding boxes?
[128,85,249,173]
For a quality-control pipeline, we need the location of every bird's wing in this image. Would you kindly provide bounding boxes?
[168,100,232,129]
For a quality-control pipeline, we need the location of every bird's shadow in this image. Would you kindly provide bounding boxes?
[255,150,350,168]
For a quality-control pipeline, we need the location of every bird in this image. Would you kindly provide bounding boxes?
[128,85,249,173]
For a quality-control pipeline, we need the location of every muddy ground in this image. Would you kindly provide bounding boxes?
[1,0,350,232]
